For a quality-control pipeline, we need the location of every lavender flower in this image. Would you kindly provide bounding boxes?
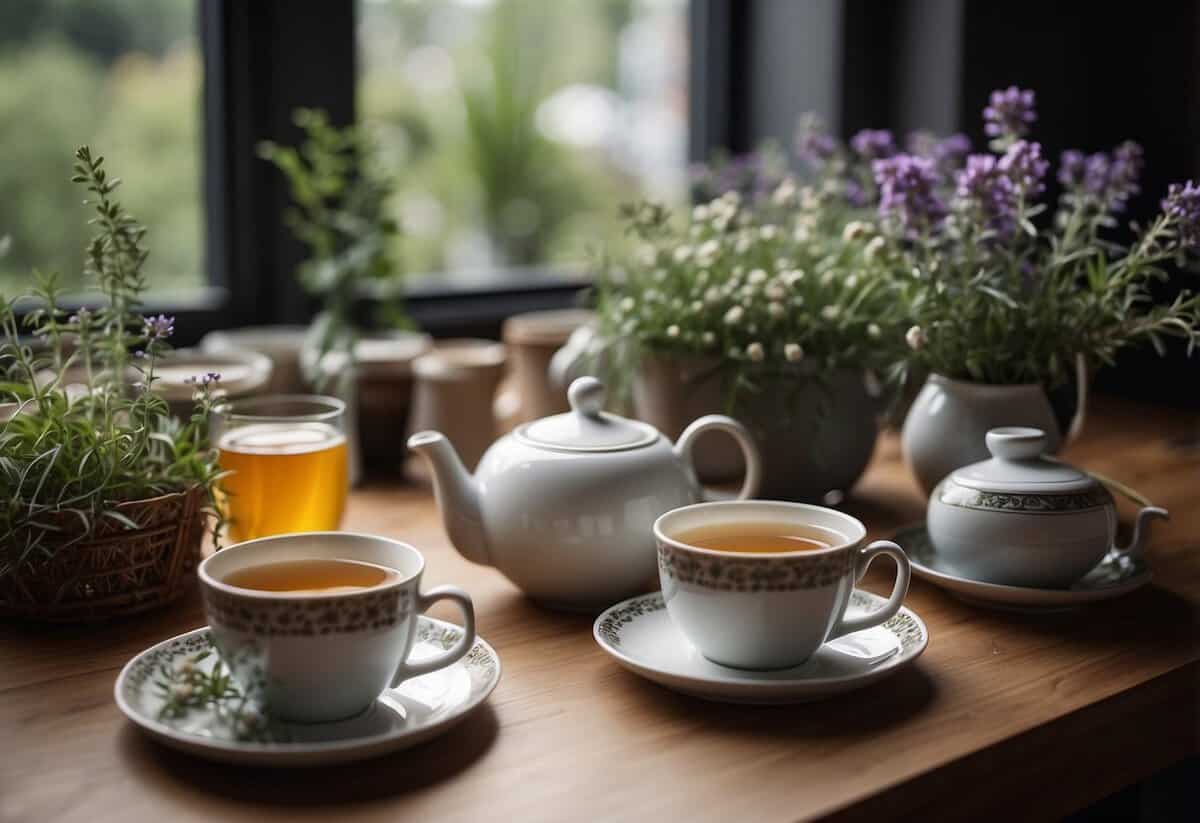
[184,371,223,390]
[851,129,897,161]
[142,314,175,342]
[873,155,946,234]
[1106,141,1144,212]
[1057,150,1086,187]
[983,86,1037,143]
[908,131,971,174]
[956,154,1017,236]
[794,113,839,168]
[844,179,868,208]
[1058,142,1143,214]
[998,140,1049,197]
[1162,180,1200,247]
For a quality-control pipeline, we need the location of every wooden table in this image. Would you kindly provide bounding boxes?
[2,397,1198,822]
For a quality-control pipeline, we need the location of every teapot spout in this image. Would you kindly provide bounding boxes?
[1115,506,1169,557]
[407,431,491,566]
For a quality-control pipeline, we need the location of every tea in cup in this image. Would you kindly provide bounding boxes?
[654,501,911,670]
[199,532,476,723]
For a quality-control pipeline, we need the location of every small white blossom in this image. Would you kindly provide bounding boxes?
[692,204,710,222]
[619,297,635,313]
[794,224,810,243]
[821,305,841,321]
[735,235,751,254]
[906,325,927,350]
[845,274,859,290]
[775,257,794,272]
[721,190,741,208]
[704,286,722,304]
[864,236,886,261]
[759,225,778,240]
[712,214,731,232]
[765,281,786,301]
[784,343,804,362]
[171,683,194,701]
[174,659,196,676]
[746,342,765,362]
[772,177,798,205]
[695,239,720,266]
[666,325,680,338]
[637,244,657,267]
[673,245,693,264]
[841,220,873,242]
[702,331,716,345]
[768,301,785,318]
[653,268,667,282]
[783,269,805,287]
[691,300,703,312]
[867,323,882,339]
[747,268,768,286]
[724,305,744,325]
[644,288,661,303]
[696,269,709,285]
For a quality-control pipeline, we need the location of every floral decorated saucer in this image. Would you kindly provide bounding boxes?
[114,617,500,767]
[593,591,927,704]
[894,524,1151,612]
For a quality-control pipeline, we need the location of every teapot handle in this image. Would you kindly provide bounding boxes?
[1065,352,1088,443]
[674,415,762,501]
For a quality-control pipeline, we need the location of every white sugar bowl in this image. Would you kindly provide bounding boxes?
[927,427,1168,588]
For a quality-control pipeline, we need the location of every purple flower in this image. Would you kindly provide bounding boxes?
[796,131,838,167]
[142,314,175,342]
[1106,141,1144,212]
[956,154,1017,236]
[844,179,868,208]
[1058,142,1144,214]
[184,371,223,390]
[998,140,1049,197]
[1058,150,1086,187]
[983,86,1037,142]
[851,129,897,161]
[907,131,971,174]
[873,154,946,234]
[1162,180,1200,247]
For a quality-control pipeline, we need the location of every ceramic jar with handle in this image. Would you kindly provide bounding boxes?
[926,427,1167,588]
[408,376,763,611]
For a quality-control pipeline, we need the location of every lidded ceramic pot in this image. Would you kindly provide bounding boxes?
[927,427,1167,588]
[408,376,762,611]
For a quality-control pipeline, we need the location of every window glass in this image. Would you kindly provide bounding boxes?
[0,1,202,297]
[358,0,688,278]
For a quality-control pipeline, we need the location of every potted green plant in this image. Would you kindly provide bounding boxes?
[0,147,223,621]
[259,109,431,476]
[593,145,909,501]
[862,87,1200,492]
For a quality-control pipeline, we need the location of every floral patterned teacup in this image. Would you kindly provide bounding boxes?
[654,501,910,670]
[199,532,475,723]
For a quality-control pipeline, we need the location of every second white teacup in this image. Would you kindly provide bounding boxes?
[199,532,476,723]
[654,501,911,670]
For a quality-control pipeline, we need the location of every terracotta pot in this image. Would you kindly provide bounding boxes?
[633,354,882,501]
[498,309,594,429]
[408,339,507,472]
[901,372,1088,496]
[353,331,434,474]
[0,487,207,623]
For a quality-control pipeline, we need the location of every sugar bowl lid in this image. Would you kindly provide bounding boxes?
[948,427,1096,494]
[515,377,659,452]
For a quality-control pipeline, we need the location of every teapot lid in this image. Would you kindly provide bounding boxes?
[948,427,1096,494]
[515,377,659,452]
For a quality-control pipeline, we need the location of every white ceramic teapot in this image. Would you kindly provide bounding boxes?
[927,427,1168,588]
[408,376,762,610]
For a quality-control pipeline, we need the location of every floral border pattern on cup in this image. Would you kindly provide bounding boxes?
[203,587,410,637]
[657,543,852,592]
[937,482,1111,514]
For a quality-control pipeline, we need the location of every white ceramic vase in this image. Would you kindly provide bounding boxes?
[901,371,1087,496]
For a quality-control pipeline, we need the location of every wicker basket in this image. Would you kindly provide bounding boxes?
[0,487,207,622]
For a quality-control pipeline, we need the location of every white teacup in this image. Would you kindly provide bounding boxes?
[199,532,476,723]
[654,501,911,670]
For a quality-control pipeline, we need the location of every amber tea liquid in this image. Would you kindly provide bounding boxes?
[218,423,348,543]
[675,521,844,554]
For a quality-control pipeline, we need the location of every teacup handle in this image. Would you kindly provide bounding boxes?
[828,540,911,640]
[674,415,762,501]
[389,585,477,687]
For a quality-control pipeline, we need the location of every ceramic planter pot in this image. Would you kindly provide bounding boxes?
[901,371,1088,496]
[633,354,882,502]
[496,309,594,430]
[927,427,1167,588]
[200,326,310,394]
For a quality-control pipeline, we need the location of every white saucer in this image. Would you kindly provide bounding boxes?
[115,617,500,767]
[593,591,928,704]
[895,524,1152,612]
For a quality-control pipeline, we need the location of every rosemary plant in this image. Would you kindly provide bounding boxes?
[0,147,224,576]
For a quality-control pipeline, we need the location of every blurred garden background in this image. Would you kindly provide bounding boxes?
[0,0,687,297]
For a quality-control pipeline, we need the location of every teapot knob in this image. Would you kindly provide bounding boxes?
[985,427,1047,461]
[567,376,606,419]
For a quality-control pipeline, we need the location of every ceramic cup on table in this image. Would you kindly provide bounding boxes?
[653,500,911,670]
[198,532,476,724]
